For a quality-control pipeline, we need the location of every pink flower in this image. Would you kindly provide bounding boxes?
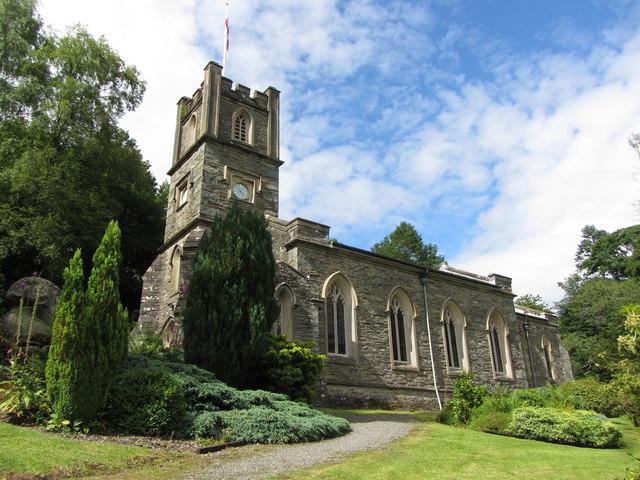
[19,282,27,289]
[181,284,189,294]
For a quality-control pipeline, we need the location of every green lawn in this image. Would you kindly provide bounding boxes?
[0,422,187,479]
[272,413,640,480]
[1,413,638,479]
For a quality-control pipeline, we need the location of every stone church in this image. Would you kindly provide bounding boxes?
[138,62,572,410]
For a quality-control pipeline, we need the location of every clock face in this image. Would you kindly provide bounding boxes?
[232,182,250,200]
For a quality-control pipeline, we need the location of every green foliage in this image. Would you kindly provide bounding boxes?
[258,334,324,403]
[575,224,640,280]
[515,293,549,311]
[105,365,187,436]
[0,350,49,423]
[505,407,622,448]
[448,371,488,425]
[129,329,184,363]
[610,359,640,427]
[0,1,164,314]
[182,202,278,389]
[556,276,640,379]
[371,221,445,269]
[557,379,623,418]
[112,355,350,443]
[46,222,128,422]
[469,410,512,434]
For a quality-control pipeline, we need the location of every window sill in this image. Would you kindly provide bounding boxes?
[392,363,419,372]
[326,354,357,366]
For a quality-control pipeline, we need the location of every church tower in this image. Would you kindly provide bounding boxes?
[138,62,282,337]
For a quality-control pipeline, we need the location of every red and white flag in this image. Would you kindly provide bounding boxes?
[223,3,230,74]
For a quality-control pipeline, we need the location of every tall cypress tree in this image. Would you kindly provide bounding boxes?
[183,203,278,389]
[83,220,129,414]
[46,221,128,421]
[45,249,85,420]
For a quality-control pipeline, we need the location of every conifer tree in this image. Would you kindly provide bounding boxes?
[45,249,85,420]
[83,220,129,415]
[182,203,278,389]
[46,221,128,420]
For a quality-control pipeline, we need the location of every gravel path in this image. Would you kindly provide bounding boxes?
[179,413,419,480]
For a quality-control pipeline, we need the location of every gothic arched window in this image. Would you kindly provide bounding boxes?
[170,245,182,293]
[274,284,294,340]
[442,302,468,371]
[487,311,512,377]
[232,110,251,143]
[388,289,418,367]
[542,336,555,381]
[324,273,357,357]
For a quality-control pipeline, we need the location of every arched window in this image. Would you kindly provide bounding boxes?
[323,273,357,357]
[274,284,294,339]
[170,245,182,293]
[232,110,251,143]
[186,114,198,146]
[487,311,512,377]
[442,301,468,371]
[162,318,177,347]
[388,288,418,367]
[542,336,555,380]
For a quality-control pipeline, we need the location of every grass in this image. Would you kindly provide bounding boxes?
[0,422,192,479]
[1,412,638,479]
[270,413,640,480]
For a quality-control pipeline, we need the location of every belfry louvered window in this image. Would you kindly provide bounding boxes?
[233,112,248,142]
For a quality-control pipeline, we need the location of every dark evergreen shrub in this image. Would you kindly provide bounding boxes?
[505,407,622,448]
[182,203,278,389]
[436,405,455,425]
[258,334,325,403]
[106,365,187,436]
[558,379,623,418]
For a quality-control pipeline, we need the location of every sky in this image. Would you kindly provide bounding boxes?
[37,0,640,306]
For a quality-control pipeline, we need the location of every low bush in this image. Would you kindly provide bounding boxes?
[505,407,622,448]
[258,334,324,403]
[109,355,350,443]
[436,405,455,425]
[105,364,187,436]
[469,410,512,434]
[448,371,487,425]
[558,379,623,418]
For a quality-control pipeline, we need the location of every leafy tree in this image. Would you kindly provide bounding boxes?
[371,221,445,269]
[556,276,640,380]
[0,0,164,314]
[182,203,279,389]
[575,224,640,280]
[46,221,129,421]
[515,294,549,311]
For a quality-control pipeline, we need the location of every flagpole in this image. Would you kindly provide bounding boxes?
[222,2,229,75]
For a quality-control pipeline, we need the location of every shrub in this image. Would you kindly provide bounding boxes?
[191,403,351,444]
[258,334,324,403]
[114,355,350,443]
[129,329,184,363]
[105,365,187,436]
[436,405,455,425]
[448,371,487,425]
[469,411,512,434]
[505,407,622,448]
[558,379,623,418]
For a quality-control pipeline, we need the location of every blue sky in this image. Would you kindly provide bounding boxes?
[39,0,640,305]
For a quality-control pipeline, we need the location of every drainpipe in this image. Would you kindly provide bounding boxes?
[420,274,442,410]
[523,316,536,388]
